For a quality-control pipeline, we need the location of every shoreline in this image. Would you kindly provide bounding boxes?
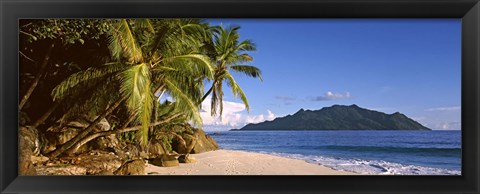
[145,149,358,175]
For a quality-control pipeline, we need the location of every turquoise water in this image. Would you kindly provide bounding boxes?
[209,130,461,175]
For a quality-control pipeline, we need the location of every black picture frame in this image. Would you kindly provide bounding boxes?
[1,0,479,193]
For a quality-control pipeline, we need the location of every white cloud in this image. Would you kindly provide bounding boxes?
[312,91,352,101]
[425,106,461,112]
[200,97,276,130]
[427,121,461,130]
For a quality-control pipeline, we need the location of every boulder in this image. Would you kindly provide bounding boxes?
[84,116,111,132]
[44,117,112,154]
[114,159,145,175]
[150,155,179,167]
[95,170,114,175]
[30,155,49,165]
[19,128,37,175]
[114,143,145,160]
[36,164,87,175]
[147,139,167,159]
[172,134,189,154]
[191,128,219,154]
[19,126,44,155]
[73,150,123,175]
[168,126,218,154]
[90,134,119,151]
[178,155,196,163]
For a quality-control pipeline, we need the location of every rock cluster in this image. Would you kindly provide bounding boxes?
[19,118,218,175]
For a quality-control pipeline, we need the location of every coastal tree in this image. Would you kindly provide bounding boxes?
[19,19,112,128]
[47,19,214,158]
[200,25,262,118]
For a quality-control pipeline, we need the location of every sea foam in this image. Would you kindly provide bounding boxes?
[259,151,461,175]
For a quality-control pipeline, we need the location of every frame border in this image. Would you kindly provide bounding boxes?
[1,0,479,193]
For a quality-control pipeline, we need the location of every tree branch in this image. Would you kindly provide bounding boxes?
[67,112,183,154]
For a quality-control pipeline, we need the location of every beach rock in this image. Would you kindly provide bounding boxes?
[178,155,196,163]
[147,139,167,159]
[36,164,87,175]
[150,155,179,167]
[172,134,189,154]
[90,134,119,151]
[57,150,123,175]
[45,124,88,154]
[191,128,219,154]
[19,127,37,175]
[84,116,111,132]
[114,159,145,175]
[30,155,50,165]
[115,143,145,160]
[95,170,114,175]
[44,117,112,154]
[19,126,45,155]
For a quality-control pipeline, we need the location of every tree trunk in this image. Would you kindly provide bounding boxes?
[19,43,55,110]
[31,100,62,128]
[67,113,183,154]
[200,82,215,104]
[47,96,126,158]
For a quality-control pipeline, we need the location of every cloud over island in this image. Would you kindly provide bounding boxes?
[311,91,352,101]
[200,97,275,130]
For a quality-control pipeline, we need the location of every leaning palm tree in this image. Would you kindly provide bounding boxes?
[201,25,262,118]
[47,19,214,157]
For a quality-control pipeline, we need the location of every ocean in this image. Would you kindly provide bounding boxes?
[208,130,461,175]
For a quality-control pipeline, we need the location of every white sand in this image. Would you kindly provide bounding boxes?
[145,149,357,175]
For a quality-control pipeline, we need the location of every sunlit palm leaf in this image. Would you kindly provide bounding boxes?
[51,62,126,101]
[224,73,249,112]
[230,65,262,81]
[164,79,202,127]
[109,19,143,63]
[119,63,152,146]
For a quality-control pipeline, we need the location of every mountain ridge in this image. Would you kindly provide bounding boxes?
[232,104,430,131]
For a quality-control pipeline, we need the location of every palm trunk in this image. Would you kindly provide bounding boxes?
[47,96,126,158]
[67,113,183,154]
[200,81,215,104]
[19,43,55,110]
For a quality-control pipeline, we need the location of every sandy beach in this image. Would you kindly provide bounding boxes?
[145,149,357,175]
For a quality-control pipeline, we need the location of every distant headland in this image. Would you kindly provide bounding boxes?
[232,104,431,131]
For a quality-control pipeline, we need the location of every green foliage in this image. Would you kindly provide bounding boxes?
[25,19,260,151]
[20,19,111,45]
[120,131,136,143]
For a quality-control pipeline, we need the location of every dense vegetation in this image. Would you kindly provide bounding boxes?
[236,104,430,130]
[19,19,262,159]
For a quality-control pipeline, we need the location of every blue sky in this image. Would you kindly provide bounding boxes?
[200,19,461,131]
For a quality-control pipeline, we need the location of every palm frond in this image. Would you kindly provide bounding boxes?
[108,19,143,63]
[137,79,152,146]
[119,63,153,146]
[224,72,249,112]
[164,79,202,127]
[230,65,262,81]
[51,62,126,101]
[161,54,214,80]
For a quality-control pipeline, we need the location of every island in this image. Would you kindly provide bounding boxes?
[233,104,430,131]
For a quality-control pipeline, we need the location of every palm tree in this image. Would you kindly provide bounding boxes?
[48,19,214,157]
[201,25,262,118]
